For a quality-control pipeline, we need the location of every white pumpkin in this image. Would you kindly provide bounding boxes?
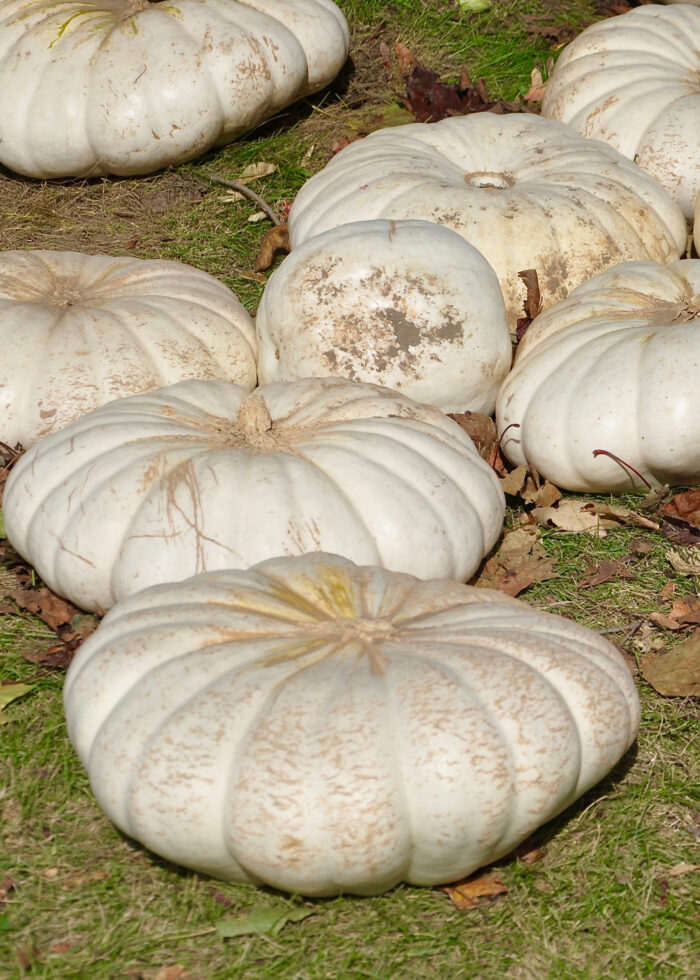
[541,4,700,220]
[0,250,257,447]
[256,219,512,414]
[3,377,505,612]
[496,259,700,491]
[288,113,687,328]
[695,190,700,251]
[0,0,349,178]
[63,551,640,896]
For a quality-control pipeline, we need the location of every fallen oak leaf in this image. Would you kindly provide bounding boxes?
[641,630,700,697]
[579,559,635,589]
[474,526,558,596]
[532,499,606,536]
[650,595,700,631]
[524,67,547,103]
[440,873,508,910]
[499,464,528,497]
[659,488,700,530]
[152,968,190,980]
[666,548,700,580]
[7,587,81,632]
[448,412,497,461]
[667,863,700,877]
[0,877,16,902]
[522,478,562,509]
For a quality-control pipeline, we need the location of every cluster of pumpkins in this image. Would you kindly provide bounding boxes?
[1,1,698,896]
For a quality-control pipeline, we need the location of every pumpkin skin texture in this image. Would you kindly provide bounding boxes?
[0,250,257,447]
[63,551,640,896]
[255,219,512,413]
[496,260,700,492]
[287,113,687,328]
[2,377,505,612]
[0,0,349,178]
[541,4,700,220]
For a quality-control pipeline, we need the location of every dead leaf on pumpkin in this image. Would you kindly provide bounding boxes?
[440,873,508,910]
[641,630,700,697]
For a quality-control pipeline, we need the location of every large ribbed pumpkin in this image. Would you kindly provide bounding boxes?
[0,250,256,447]
[2,377,505,612]
[255,219,512,414]
[288,113,686,328]
[541,3,700,219]
[63,552,640,896]
[0,0,349,178]
[496,259,700,491]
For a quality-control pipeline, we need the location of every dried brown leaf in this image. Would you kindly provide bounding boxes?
[579,559,634,589]
[500,464,528,497]
[532,500,606,536]
[6,587,80,631]
[440,873,508,910]
[524,68,547,103]
[0,876,16,902]
[448,412,497,460]
[522,480,562,508]
[651,595,700,631]
[666,548,700,579]
[667,862,700,877]
[475,526,558,596]
[660,488,700,529]
[254,223,289,272]
[152,968,190,980]
[641,631,700,697]
[629,537,655,556]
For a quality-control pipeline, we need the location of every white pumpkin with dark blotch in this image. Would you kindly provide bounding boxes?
[541,3,700,220]
[288,113,687,329]
[256,220,512,414]
[0,250,257,447]
[0,0,349,178]
[63,551,641,896]
[2,376,505,612]
[496,259,700,491]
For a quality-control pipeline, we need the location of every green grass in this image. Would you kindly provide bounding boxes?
[1,0,699,977]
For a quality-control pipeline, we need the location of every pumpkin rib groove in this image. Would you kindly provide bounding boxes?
[300,431,477,575]
[299,433,456,563]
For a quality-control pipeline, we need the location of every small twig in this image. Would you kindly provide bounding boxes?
[209,175,281,226]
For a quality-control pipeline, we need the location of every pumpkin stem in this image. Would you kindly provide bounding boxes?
[237,393,273,437]
[592,449,652,489]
